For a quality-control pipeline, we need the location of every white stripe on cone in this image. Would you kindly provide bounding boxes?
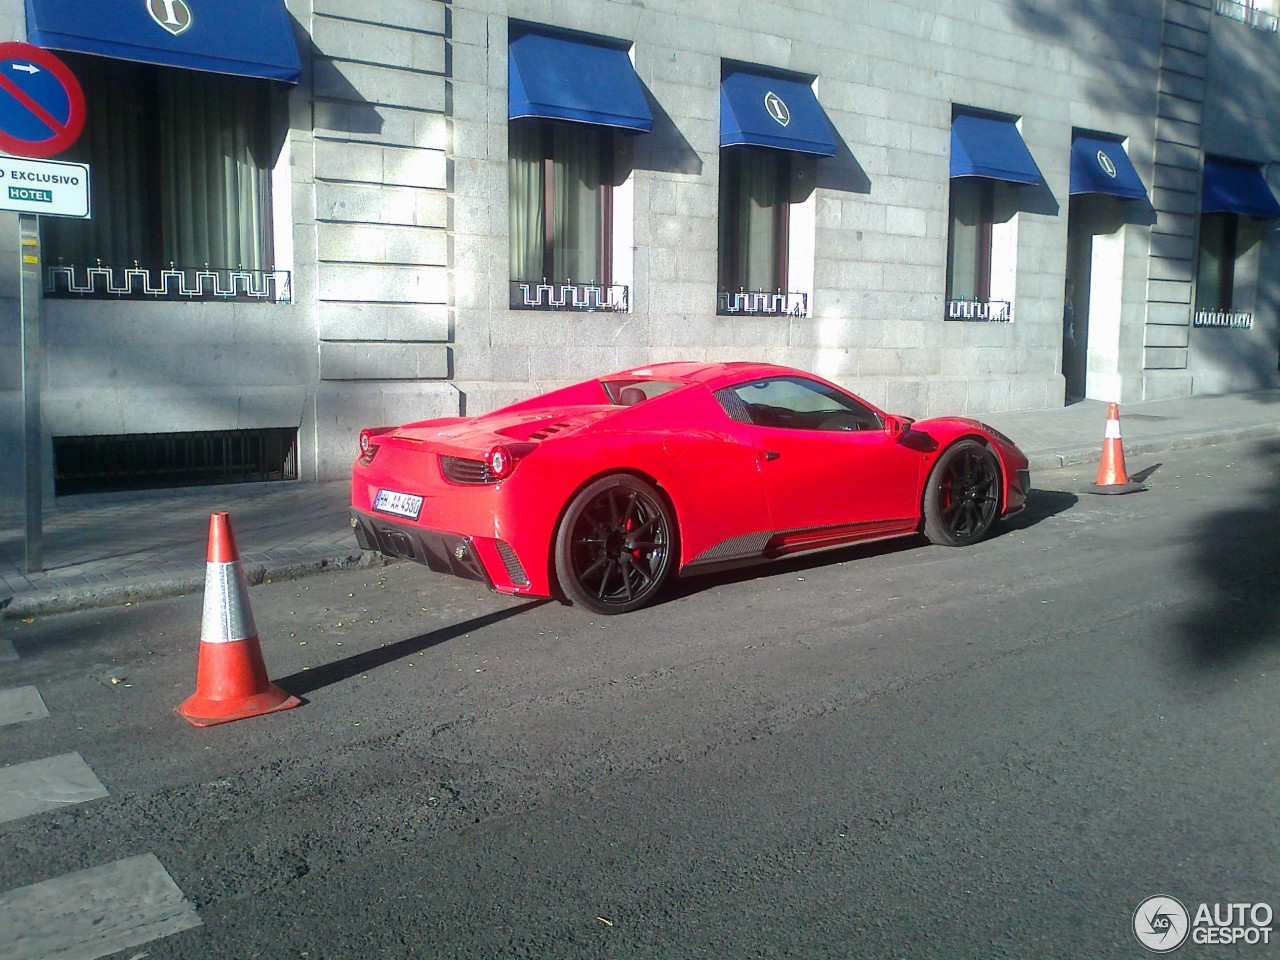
[200,561,257,644]
[1104,418,1121,439]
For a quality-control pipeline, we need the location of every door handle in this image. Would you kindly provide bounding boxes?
[762,450,780,462]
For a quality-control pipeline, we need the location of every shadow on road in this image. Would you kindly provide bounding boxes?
[275,601,547,697]
[1000,487,1078,532]
[659,486,1075,606]
[1176,438,1280,671]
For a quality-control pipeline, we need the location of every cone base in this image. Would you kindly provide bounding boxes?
[1085,482,1147,496]
[178,683,302,727]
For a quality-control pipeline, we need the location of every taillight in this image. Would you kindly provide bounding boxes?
[358,428,387,464]
[486,445,516,479]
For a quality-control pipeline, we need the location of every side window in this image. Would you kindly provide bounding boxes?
[41,53,281,300]
[722,377,881,431]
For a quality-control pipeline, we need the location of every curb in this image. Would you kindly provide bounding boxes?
[1,550,391,620]
[1024,422,1280,471]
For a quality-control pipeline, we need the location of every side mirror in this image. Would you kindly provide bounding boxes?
[883,414,907,439]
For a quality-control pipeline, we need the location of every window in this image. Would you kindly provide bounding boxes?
[1216,0,1280,31]
[41,54,280,299]
[1196,212,1239,312]
[509,120,613,294]
[946,178,994,302]
[718,147,790,301]
[717,376,882,432]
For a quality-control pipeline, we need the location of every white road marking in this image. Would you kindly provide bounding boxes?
[0,752,109,824]
[0,637,17,662]
[0,686,49,726]
[0,853,202,960]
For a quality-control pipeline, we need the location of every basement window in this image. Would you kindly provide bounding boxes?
[53,428,298,495]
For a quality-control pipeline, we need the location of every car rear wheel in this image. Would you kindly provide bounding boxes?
[922,440,1001,546]
[554,474,676,615]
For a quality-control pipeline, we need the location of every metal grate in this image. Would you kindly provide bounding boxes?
[495,540,530,586]
[439,456,493,485]
[53,428,298,495]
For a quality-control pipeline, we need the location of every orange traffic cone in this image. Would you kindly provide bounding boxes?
[178,513,301,726]
[1088,403,1146,495]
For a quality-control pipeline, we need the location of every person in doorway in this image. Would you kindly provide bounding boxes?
[1063,277,1075,348]
[1063,277,1078,400]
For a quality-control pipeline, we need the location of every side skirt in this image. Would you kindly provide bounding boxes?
[679,518,920,577]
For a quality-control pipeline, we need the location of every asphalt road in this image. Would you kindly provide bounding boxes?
[2,437,1277,959]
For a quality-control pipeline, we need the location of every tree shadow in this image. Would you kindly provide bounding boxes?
[1175,437,1280,670]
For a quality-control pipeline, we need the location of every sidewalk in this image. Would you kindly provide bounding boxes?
[2,389,1278,618]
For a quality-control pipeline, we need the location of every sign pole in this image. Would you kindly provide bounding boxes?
[19,212,42,573]
[0,41,89,574]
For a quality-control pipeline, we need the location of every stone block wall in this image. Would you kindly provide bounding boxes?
[308,0,456,473]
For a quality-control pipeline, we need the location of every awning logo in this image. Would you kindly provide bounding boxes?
[147,0,193,36]
[1097,150,1118,179]
[763,91,790,127]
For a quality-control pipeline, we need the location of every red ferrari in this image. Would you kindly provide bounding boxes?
[350,362,1030,614]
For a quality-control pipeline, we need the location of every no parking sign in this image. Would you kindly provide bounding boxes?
[0,41,85,158]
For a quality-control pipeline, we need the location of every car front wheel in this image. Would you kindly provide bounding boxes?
[554,474,676,615]
[922,440,1001,546]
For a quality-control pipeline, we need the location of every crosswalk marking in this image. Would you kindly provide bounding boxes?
[0,752,109,824]
[0,853,202,960]
[0,686,49,727]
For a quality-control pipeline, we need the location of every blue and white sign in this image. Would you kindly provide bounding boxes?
[0,155,90,218]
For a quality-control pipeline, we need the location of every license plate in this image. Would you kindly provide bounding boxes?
[373,489,424,520]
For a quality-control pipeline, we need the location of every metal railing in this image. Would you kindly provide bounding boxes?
[510,281,629,312]
[945,299,1013,322]
[717,290,809,317]
[44,262,293,302]
[1215,0,1280,32]
[1194,309,1253,329]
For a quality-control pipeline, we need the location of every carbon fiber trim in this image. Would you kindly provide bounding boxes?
[687,531,773,565]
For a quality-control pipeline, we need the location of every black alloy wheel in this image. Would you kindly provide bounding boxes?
[554,474,676,614]
[922,440,1002,546]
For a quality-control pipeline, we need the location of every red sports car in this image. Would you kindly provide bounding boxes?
[350,362,1030,614]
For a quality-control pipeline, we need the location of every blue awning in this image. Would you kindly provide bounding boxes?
[1201,156,1280,219]
[950,113,1043,185]
[26,0,301,83]
[719,70,836,156]
[1070,136,1149,200]
[508,30,651,132]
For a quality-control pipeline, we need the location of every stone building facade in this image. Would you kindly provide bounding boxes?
[1,0,1278,512]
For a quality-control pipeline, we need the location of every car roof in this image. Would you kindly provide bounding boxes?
[606,361,800,389]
